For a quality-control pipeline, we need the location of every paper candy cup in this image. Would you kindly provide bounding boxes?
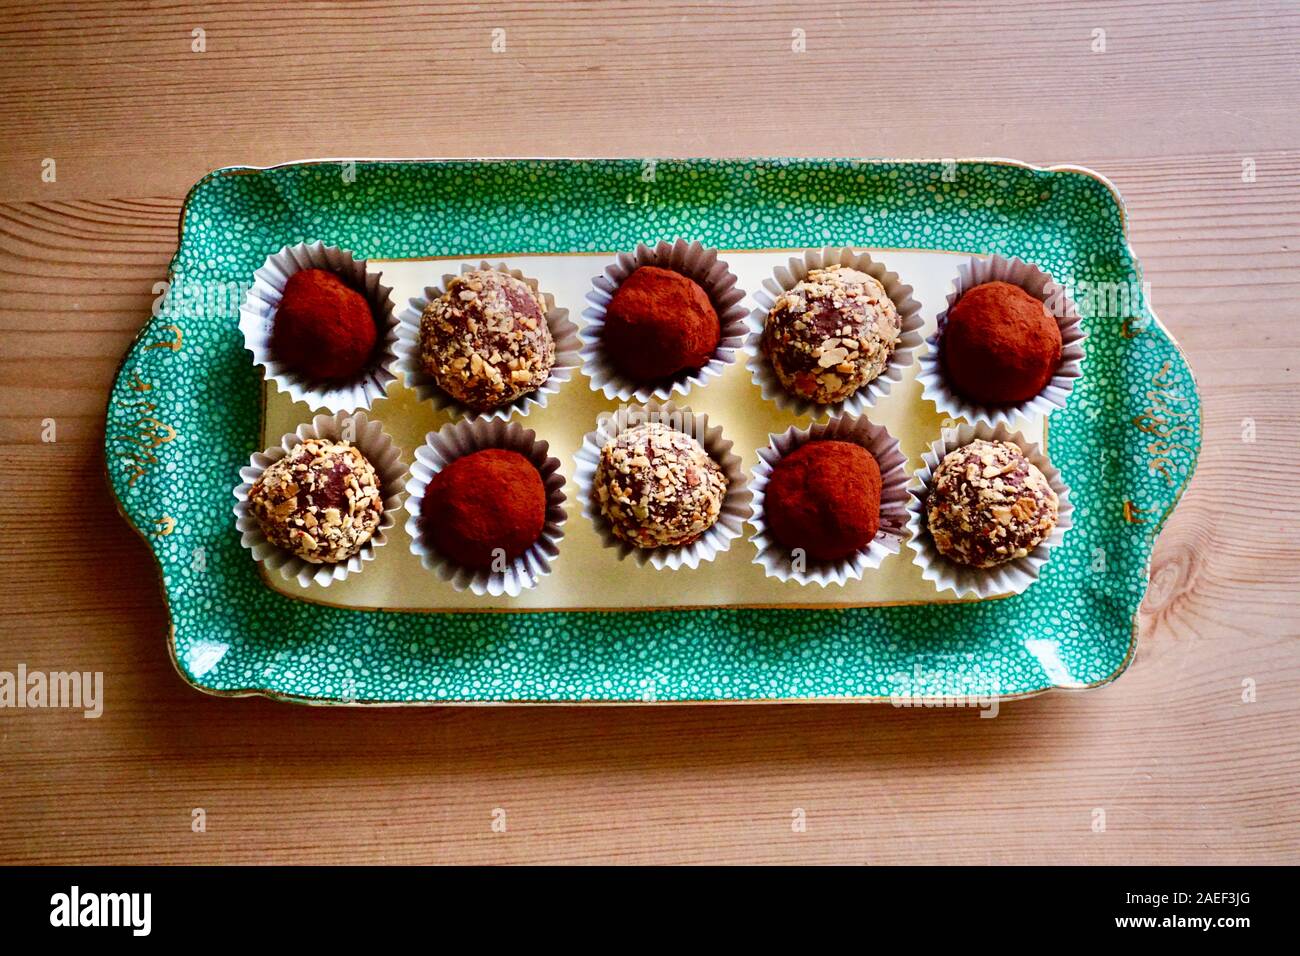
[573,402,749,570]
[905,421,1073,599]
[393,261,580,422]
[233,411,406,588]
[404,418,566,597]
[916,253,1086,427]
[580,239,748,402]
[748,413,908,586]
[239,241,399,413]
[745,247,924,418]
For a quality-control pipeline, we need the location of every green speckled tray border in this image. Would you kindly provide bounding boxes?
[104,159,1200,705]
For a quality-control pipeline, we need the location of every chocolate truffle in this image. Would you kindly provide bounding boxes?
[420,449,547,570]
[603,266,720,382]
[248,438,384,563]
[418,269,556,410]
[593,422,728,549]
[941,281,1062,405]
[272,268,378,381]
[925,439,1058,568]
[761,266,901,405]
[765,440,882,562]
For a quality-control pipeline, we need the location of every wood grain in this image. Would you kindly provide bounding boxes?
[0,0,1297,865]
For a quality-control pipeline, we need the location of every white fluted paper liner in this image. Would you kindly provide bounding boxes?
[747,414,909,587]
[580,239,749,402]
[403,419,567,597]
[745,247,924,418]
[239,241,399,413]
[232,411,406,589]
[905,422,1073,599]
[392,261,580,422]
[917,254,1086,427]
[574,402,750,570]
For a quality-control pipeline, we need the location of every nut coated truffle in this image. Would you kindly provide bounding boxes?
[765,440,882,562]
[941,281,1062,405]
[603,266,720,382]
[272,268,378,381]
[248,438,384,563]
[420,449,547,570]
[594,422,728,549]
[419,269,556,410]
[925,439,1058,568]
[761,266,901,405]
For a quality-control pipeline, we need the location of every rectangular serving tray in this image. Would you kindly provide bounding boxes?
[105,158,1201,704]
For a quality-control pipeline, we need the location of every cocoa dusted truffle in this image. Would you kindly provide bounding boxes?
[272,268,378,381]
[925,439,1058,568]
[594,422,727,549]
[603,266,720,382]
[420,449,547,570]
[761,266,901,405]
[765,440,882,562]
[248,438,384,563]
[418,269,556,410]
[941,281,1062,405]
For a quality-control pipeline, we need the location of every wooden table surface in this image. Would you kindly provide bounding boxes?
[1,1,1297,865]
